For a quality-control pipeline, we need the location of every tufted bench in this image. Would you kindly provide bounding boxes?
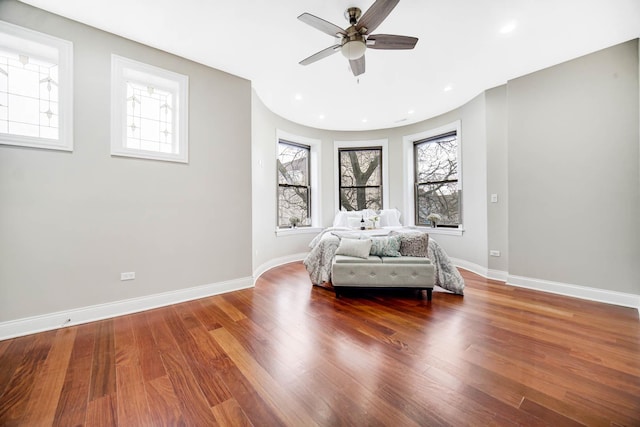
[331,254,436,300]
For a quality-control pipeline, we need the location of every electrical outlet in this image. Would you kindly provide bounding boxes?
[120,272,135,281]
[491,194,498,203]
[489,250,501,257]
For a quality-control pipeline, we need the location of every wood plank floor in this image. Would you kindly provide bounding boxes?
[1,262,638,426]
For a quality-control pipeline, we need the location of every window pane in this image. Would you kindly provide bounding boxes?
[1,51,59,140]
[340,149,381,186]
[278,186,308,227]
[416,182,460,226]
[125,81,173,152]
[340,187,381,211]
[416,135,458,183]
[278,143,308,186]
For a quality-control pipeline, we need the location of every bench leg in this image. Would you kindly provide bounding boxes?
[426,288,432,301]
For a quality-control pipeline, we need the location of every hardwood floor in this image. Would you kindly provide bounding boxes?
[1,262,638,426]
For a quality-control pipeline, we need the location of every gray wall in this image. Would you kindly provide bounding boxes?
[507,39,639,294]
[0,0,253,322]
[485,86,509,273]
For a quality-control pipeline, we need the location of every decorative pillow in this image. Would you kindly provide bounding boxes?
[397,232,429,257]
[335,238,372,259]
[369,235,402,257]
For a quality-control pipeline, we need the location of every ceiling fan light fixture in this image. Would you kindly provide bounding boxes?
[341,40,366,60]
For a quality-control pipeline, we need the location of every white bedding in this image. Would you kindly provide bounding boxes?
[303,227,465,295]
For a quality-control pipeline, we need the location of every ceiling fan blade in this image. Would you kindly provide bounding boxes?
[367,34,418,50]
[298,13,346,38]
[350,56,365,76]
[299,44,341,66]
[356,0,400,34]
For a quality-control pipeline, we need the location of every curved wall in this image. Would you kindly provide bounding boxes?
[251,90,489,275]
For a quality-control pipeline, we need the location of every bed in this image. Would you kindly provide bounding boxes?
[303,226,465,295]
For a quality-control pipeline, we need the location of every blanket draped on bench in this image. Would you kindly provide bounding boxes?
[303,227,465,295]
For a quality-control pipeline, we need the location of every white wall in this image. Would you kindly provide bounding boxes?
[0,0,253,324]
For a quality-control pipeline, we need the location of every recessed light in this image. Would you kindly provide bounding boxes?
[318,114,325,120]
[361,118,368,123]
[444,85,453,92]
[294,93,303,101]
[408,109,415,115]
[500,21,517,34]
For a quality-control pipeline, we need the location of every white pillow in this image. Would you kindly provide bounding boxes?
[378,209,402,227]
[335,238,372,259]
[333,210,364,227]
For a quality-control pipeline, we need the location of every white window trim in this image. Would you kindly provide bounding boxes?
[275,129,322,236]
[0,20,73,151]
[110,54,188,163]
[334,139,389,214]
[402,121,464,236]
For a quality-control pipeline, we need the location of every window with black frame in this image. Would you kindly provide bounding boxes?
[338,147,382,211]
[277,140,310,228]
[414,131,461,227]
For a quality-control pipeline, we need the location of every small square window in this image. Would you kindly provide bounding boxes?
[111,55,188,163]
[0,21,73,151]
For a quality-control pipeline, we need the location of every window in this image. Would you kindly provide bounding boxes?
[0,21,73,151]
[403,121,462,233]
[338,147,383,211]
[414,131,460,227]
[111,55,188,163]
[277,140,311,228]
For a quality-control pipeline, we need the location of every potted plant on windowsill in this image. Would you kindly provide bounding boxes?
[426,213,442,228]
[289,217,301,228]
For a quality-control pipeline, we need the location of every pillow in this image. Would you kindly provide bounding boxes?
[378,209,402,227]
[396,232,429,257]
[369,235,402,257]
[335,238,372,259]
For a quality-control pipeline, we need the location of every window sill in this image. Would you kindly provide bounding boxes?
[275,227,323,237]
[409,226,464,236]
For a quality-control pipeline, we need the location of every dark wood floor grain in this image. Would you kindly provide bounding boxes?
[1,262,638,426]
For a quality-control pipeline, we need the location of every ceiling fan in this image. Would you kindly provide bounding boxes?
[297,0,418,76]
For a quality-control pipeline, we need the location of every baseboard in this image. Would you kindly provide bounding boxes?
[507,274,640,311]
[253,252,307,284]
[450,258,639,311]
[450,257,489,279]
[487,269,509,282]
[0,276,253,341]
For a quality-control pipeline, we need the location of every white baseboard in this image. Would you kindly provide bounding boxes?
[450,257,490,278]
[0,276,253,341]
[507,274,640,311]
[253,252,307,284]
[450,258,639,311]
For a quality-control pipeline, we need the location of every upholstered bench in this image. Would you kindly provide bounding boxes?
[331,254,436,300]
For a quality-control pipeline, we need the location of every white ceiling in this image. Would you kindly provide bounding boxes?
[19,0,640,131]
